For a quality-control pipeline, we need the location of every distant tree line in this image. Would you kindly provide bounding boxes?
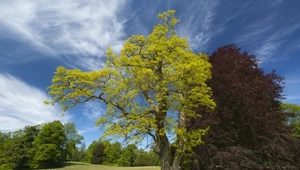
[0,120,159,170]
[0,121,84,169]
[83,140,159,167]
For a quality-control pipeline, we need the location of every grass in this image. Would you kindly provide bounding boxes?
[50,162,160,170]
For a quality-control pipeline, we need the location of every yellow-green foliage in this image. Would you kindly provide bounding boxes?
[281,103,300,137]
[46,10,215,154]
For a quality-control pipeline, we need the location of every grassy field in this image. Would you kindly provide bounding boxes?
[51,162,160,170]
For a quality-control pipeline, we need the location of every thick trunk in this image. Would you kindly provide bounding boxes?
[171,158,180,170]
[159,134,172,170]
[171,111,185,169]
[158,134,181,170]
[156,110,185,170]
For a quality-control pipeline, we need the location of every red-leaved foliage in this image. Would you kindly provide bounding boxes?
[183,44,300,170]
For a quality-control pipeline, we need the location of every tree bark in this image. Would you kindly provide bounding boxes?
[171,111,185,169]
[157,133,181,170]
[159,134,172,170]
[156,110,184,170]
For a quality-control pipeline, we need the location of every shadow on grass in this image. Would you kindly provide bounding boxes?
[62,161,92,167]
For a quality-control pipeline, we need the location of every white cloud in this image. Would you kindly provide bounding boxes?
[253,24,300,64]
[83,101,106,121]
[78,126,100,135]
[235,12,300,64]
[176,0,223,50]
[0,73,71,131]
[0,0,128,70]
[236,15,277,44]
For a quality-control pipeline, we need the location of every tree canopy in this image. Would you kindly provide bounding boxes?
[183,44,300,170]
[63,122,84,161]
[30,120,66,168]
[46,10,215,170]
[0,120,85,170]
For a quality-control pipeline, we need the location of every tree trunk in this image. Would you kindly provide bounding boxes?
[171,110,185,169]
[159,134,172,170]
[158,134,181,170]
[171,158,180,170]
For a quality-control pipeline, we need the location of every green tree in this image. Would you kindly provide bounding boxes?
[0,132,11,169]
[148,150,160,166]
[103,141,122,165]
[46,10,215,170]
[63,122,84,161]
[80,142,86,151]
[281,103,300,137]
[117,144,138,166]
[133,150,148,166]
[133,149,159,166]
[71,142,86,161]
[91,142,106,164]
[0,131,9,166]
[82,141,97,163]
[20,125,40,168]
[0,126,40,170]
[0,131,24,169]
[30,120,66,168]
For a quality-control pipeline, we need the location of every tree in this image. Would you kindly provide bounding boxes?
[103,141,122,165]
[117,144,138,166]
[19,125,40,168]
[73,142,86,161]
[133,149,151,166]
[46,10,215,170]
[0,126,40,170]
[281,103,300,137]
[183,45,300,169]
[133,149,160,166]
[0,131,25,169]
[91,142,106,164]
[63,122,84,161]
[30,120,66,168]
[82,141,98,163]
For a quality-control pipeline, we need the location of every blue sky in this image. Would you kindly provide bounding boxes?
[0,0,299,147]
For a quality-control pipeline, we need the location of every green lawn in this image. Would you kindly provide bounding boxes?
[51,162,160,170]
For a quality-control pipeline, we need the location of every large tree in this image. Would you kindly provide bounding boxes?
[46,10,215,170]
[91,142,106,164]
[63,122,84,161]
[30,120,66,168]
[0,126,40,170]
[117,144,138,166]
[183,45,300,169]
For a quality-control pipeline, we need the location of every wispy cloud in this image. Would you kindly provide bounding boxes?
[283,93,300,105]
[0,73,71,131]
[0,0,128,70]
[254,23,300,64]
[83,101,106,121]
[176,0,223,50]
[78,126,100,135]
[234,3,300,64]
[282,73,300,104]
[236,14,277,44]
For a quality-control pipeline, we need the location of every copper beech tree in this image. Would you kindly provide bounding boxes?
[46,10,215,170]
[183,45,300,170]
